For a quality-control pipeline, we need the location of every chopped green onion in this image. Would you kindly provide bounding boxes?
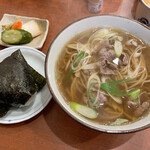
[63,51,85,82]
[114,40,123,57]
[101,78,132,96]
[110,118,129,126]
[72,51,85,69]
[63,69,74,82]
[88,82,96,103]
[101,78,140,101]
[70,102,98,119]
[128,89,140,101]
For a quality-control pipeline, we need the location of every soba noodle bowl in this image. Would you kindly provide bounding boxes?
[55,27,150,126]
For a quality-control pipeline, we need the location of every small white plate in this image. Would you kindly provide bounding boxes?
[0,46,52,124]
[0,14,49,49]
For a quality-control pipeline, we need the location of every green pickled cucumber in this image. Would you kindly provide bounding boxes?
[1,29,33,45]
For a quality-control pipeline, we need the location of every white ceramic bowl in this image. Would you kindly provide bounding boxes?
[45,15,150,133]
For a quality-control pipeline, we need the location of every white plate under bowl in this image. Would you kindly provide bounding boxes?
[0,46,52,124]
[0,14,49,49]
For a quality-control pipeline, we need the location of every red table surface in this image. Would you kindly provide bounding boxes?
[0,0,150,150]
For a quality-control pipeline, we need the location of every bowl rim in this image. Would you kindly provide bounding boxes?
[141,0,150,9]
[45,14,150,133]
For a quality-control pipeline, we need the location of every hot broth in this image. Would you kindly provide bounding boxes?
[55,27,150,125]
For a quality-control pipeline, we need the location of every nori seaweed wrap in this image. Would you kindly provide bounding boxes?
[0,49,46,117]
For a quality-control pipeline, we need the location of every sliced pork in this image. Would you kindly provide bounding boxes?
[99,59,118,75]
[92,40,112,55]
[99,48,116,61]
[119,53,128,66]
[134,101,150,117]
